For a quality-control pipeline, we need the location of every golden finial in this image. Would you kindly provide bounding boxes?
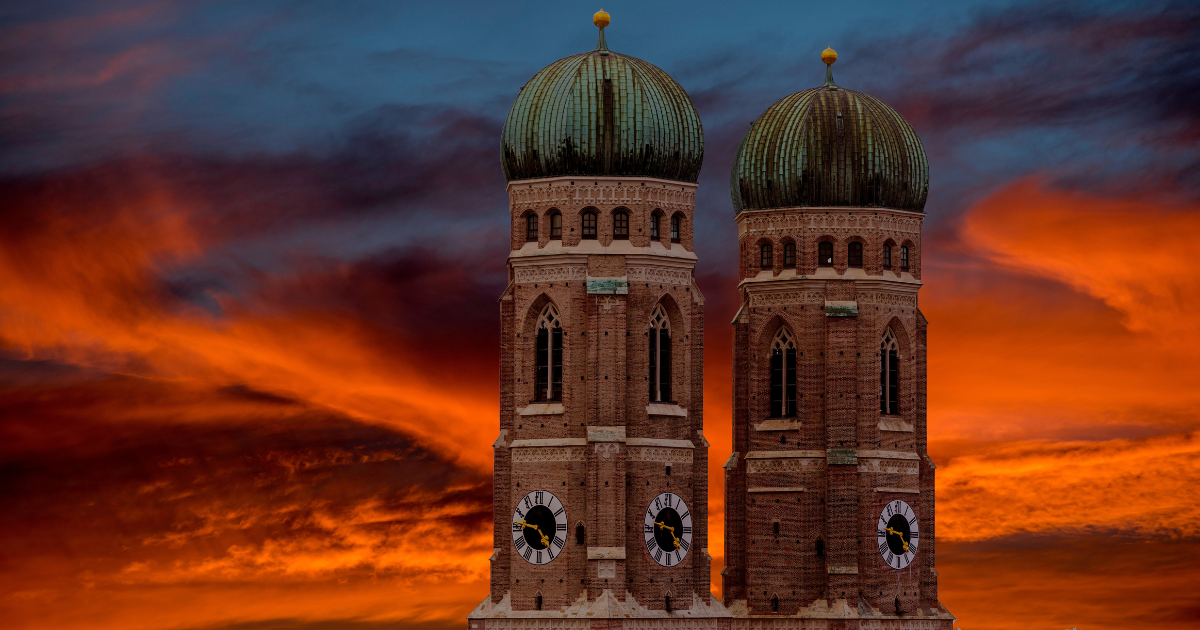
[593,9,611,28]
[821,47,837,65]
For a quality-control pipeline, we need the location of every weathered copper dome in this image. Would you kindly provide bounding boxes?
[501,25,703,183]
[731,56,928,213]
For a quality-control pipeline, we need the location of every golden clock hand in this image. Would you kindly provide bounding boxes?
[515,520,550,547]
[884,527,910,553]
[654,520,682,549]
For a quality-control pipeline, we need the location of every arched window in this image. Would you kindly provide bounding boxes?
[772,595,780,612]
[670,215,681,242]
[770,328,797,418]
[759,242,773,269]
[664,595,672,612]
[650,212,661,238]
[582,210,598,239]
[648,305,672,402]
[900,245,910,271]
[613,210,629,239]
[575,523,585,545]
[534,304,562,402]
[549,211,562,239]
[535,592,543,611]
[783,242,796,267]
[883,243,892,268]
[880,328,899,415]
[818,241,833,267]
[525,214,538,241]
[848,241,863,267]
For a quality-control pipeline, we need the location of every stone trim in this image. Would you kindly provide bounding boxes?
[646,403,687,417]
[878,417,914,432]
[587,547,626,560]
[876,487,920,494]
[509,438,587,448]
[511,447,586,463]
[627,447,693,463]
[753,419,802,431]
[827,565,859,574]
[519,403,565,416]
[747,486,805,493]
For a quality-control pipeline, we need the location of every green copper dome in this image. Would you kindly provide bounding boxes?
[502,34,703,183]
[731,65,928,214]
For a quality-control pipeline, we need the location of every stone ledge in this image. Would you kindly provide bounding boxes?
[518,403,565,416]
[626,437,694,449]
[748,486,805,493]
[744,450,825,459]
[646,403,687,417]
[508,438,587,448]
[587,426,626,442]
[876,487,919,494]
[587,547,626,560]
[879,416,914,432]
[858,450,921,460]
[753,419,803,431]
[828,565,859,574]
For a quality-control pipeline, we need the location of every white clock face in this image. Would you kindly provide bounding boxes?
[877,499,919,570]
[511,489,567,565]
[643,492,693,567]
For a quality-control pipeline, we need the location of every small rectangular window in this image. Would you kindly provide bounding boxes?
[883,243,892,268]
[670,216,681,242]
[613,211,628,239]
[582,212,597,239]
[760,243,773,269]
[651,214,660,238]
[550,212,562,238]
[900,245,910,271]
[526,215,538,241]
[818,241,833,267]
[848,242,863,268]
[783,242,796,267]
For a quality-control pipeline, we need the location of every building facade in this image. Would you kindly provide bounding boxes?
[468,11,732,629]
[720,50,956,627]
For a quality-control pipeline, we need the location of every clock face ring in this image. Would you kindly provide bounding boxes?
[643,492,693,567]
[876,499,919,570]
[511,490,567,565]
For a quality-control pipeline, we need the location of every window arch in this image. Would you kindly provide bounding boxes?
[535,592,543,611]
[549,210,562,239]
[883,242,892,268]
[818,240,834,267]
[771,595,780,612]
[534,304,562,402]
[649,305,672,402]
[880,328,899,415]
[783,242,796,267]
[525,213,538,241]
[770,328,797,418]
[670,214,681,242]
[650,212,661,239]
[848,241,863,268]
[613,209,629,239]
[900,245,910,271]
[759,242,773,269]
[582,210,598,239]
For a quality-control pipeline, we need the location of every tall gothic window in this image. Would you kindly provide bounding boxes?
[880,328,899,415]
[582,210,598,239]
[534,304,563,402]
[818,241,833,267]
[770,328,797,417]
[549,211,562,239]
[670,215,681,242]
[760,242,773,269]
[900,245,910,271]
[526,214,538,241]
[783,242,796,267]
[848,241,863,267]
[613,210,629,239]
[883,243,892,268]
[651,213,660,238]
[648,304,672,403]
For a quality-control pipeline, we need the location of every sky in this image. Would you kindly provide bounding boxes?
[1,1,1198,629]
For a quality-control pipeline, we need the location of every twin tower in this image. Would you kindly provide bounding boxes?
[468,11,955,630]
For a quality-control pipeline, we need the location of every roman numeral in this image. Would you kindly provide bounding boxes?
[655,497,662,510]
[680,511,690,520]
[554,507,564,517]
[524,547,532,560]
[910,531,919,538]
[553,536,564,548]
[536,551,542,563]
[886,505,893,517]
[675,551,682,564]
[885,551,893,564]
[877,529,885,537]
[515,537,526,550]
[535,491,543,505]
[547,547,554,560]
[879,542,888,555]
[683,526,691,534]
[680,539,690,552]
[665,552,672,566]
[908,517,916,526]
[515,509,524,519]
[645,524,654,533]
[524,497,532,509]
[646,537,656,552]
[654,549,662,563]
[665,494,674,507]
[556,523,566,531]
[513,523,523,532]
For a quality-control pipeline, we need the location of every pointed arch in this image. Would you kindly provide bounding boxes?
[770,327,797,418]
[648,303,672,402]
[880,327,899,415]
[533,302,562,402]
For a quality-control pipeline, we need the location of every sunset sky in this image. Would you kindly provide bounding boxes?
[2,1,1199,629]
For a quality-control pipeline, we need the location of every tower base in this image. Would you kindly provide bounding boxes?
[468,590,734,629]
[724,599,955,630]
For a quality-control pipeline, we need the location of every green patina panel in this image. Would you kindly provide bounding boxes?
[827,449,858,465]
[586,278,629,295]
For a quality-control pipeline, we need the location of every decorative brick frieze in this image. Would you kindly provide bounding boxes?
[511,447,587,463]
[626,447,693,463]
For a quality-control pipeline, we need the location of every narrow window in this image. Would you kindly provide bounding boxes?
[883,243,892,268]
[848,241,863,267]
[525,214,538,241]
[535,593,543,611]
[815,537,825,558]
[651,213,660,238]
[534,304,563,402]
[575,523,585,545]
[670,215,681,242]
[582,211,597,239]
[613,210,629,239]
[772,595,780,612]
[880,328,899,415]
[769,328,797,418]
[665,595,672,612]
[550,211,562,239]
[760,242,773,269]
[648,305,672,402]
[818,241,833,267]
[773,522,780,536]
[900,245,910,271]
[783,242,796,267]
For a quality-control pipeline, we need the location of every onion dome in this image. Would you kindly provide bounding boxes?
[731,48,928,214]
[501,12,704,183]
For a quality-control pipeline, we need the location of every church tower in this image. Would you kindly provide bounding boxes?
[721,49,956,627]
[469,11,731,628]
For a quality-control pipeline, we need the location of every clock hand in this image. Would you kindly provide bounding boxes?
[654,520,682,549]
[514,520,551,547]
[884,526,910,553]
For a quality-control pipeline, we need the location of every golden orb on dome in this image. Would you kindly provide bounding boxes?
[593,9,610,28]
[821,47,837,65]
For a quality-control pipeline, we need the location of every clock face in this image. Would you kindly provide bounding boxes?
[511,490,567,565]
[876,499,919,570]
[643,492,693,567]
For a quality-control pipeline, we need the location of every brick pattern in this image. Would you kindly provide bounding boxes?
[725,207,943,618]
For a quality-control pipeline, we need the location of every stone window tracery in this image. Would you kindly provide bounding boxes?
[880,328,899,415]
[770,328,797,418]
[649,304,672,403]
[534,304,562,402]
